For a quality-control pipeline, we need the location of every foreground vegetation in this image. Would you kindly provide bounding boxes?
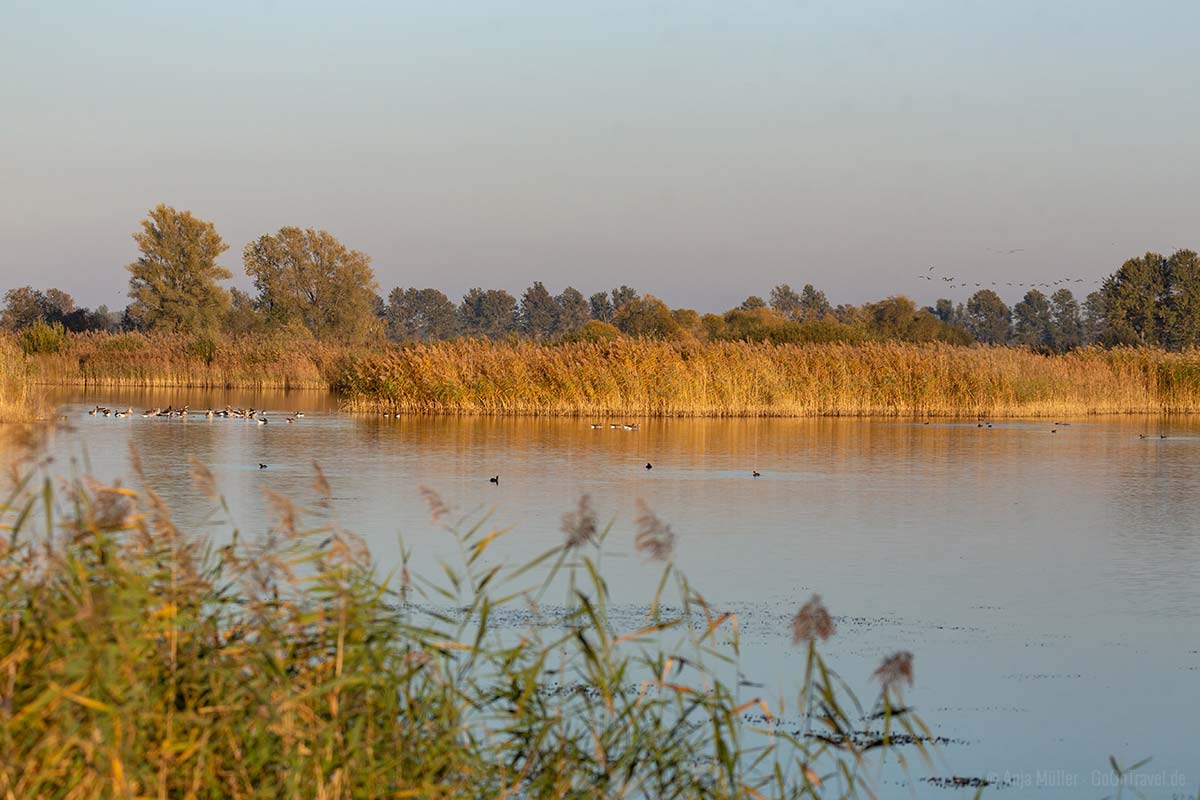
[0,463,931,798]
[10,330,1200,418]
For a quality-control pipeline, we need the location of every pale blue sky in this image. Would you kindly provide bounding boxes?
[2,1,1197,311]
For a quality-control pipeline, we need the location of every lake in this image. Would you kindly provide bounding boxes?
[6,388,1200,797]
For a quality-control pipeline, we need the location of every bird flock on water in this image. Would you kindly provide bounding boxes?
[83,406,1181,481]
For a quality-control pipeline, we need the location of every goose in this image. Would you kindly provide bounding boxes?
[178,405,189,417]
[205,409,214,418]
[158,406,173,417]
[114,407,131,418]
[142,407,159,417]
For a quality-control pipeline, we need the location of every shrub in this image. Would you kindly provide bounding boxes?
[17,319,67,355]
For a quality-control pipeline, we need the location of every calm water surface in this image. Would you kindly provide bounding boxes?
[6,388,1200,796]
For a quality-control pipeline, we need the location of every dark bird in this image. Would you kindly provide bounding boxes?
[489,475,499,483]
[1160,434,1168,439]
[259,463,268,469]
[1051,429,1058,434]
[752,470,761,477]
[645,463,653,470]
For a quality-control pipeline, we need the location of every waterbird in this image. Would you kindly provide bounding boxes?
[645,462,653,470]
[259,464,268,469]
[752,470,761,477]
[257,416,268,425]
[489,475,499,484]
[87,406,99,416]
[590,423,604,429]
[286,417,295,424]
[294,411,304,418]
[623,424,639,430]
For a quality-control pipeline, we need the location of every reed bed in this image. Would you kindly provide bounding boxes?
[0,336,38,423]
[14,331,344,390]
[336,339,1200,417]
[0,464,933,798]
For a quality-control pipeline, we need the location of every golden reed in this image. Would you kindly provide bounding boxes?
[334,339,1200,417]
[9,332,1200,417]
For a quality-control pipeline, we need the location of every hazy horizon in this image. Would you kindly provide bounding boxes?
[3,1,1198,312]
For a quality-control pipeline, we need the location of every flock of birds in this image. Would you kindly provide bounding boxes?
[87,405,305,425]
[916,264,1100,291]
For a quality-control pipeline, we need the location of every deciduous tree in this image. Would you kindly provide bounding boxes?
[243,227,380,340]
[126,204,231,333]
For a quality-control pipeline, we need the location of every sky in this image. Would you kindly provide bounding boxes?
[2,0,1198,312]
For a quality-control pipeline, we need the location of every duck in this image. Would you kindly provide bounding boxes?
[752,470,761,477]
[142,407,159,417]
[590,423,604,429]
[623,424,639,430]
[645,463,653,470]
[87,406,99,416]
[259,463,268,469]
[257,416,268,425]
[286,417,295,424]
[293,411,304,418]
[205,409,214,418]
[489,475,499,484]
[115,407,132,418]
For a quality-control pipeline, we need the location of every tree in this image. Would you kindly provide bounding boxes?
[243,227,380,340]
[769,284,802,320]
[1,287,48,330]
[127,204,231,334]
[1012,290,1053,349]
[225,287,263,336]
[555,287,590,334]
[1163,249,1200,349]
[589,291,614,323]
[1100,252,1168,346]
[519,281,559,338]
[1082,291,1107,345]
[610,286,639,312]
[387,288,457,341]
[932,298,957,325]
[739,295,767,311]
[965,290,1011,344]
[1049,289,1083,351]
[798,284,831,321]
[613,294,682,339]
[458,288,517,338]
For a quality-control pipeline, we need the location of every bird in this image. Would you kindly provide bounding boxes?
[257,416,268,425]
[87,406,99,416]
[1051,429,1058,434]
[259,463,268,469]
[489,475,499,484]
[645,463,653,470]
[294,411,304,418]
[286,417,295,424]
[752,470,761,477]
[623,424,639,430]
[590,423,604,429]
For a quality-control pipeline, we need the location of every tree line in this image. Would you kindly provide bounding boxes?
[2,204,1196,352]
